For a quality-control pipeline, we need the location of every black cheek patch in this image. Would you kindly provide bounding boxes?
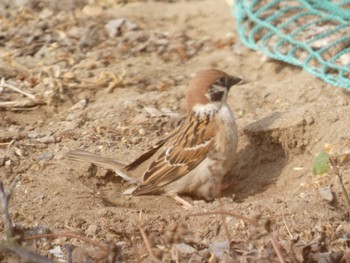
[210,91,224,101]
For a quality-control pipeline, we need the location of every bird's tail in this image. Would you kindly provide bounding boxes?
[66,149,137,183]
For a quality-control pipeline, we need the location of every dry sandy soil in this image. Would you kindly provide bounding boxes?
[1,0,350,262]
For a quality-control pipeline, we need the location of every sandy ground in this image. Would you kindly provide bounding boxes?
[1,0,350,262]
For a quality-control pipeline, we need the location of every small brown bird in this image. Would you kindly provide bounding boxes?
[67,69,241,204]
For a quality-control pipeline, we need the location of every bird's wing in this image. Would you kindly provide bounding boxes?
[125,118,185,171]
[124,138,169,171]
[132,113,216,195]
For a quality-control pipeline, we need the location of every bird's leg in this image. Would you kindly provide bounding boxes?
[171,195,193,209]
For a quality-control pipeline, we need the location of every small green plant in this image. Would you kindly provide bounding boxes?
[312,144,350,217]
[312,151,330,175]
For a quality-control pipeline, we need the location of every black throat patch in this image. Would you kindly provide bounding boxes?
[210,90,224,102]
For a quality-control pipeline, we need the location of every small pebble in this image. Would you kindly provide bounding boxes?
[131,136,141,144]
[14,148,23,157]
[144,106,162,117]
[37,135,61,144]
[304,115,314,125]
[27,131,39,139]
[319,187,334,202]
[49,246,64,259]
[5,159,11,167]
[68,98,88,112]
[122,99,138,109]
[8,125,19,132]
[37,120,44,126]
[85,224,98,237]
[65,113,76,121]
[209,241,230,260]
[299,192,306,199]
[37,153,54,161]
[138,128,146,136]
[54,154,65,160]
[171,243,197,255]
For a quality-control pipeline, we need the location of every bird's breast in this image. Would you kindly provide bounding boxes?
[212,105,238,169]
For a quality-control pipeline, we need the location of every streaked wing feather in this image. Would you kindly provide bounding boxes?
[124,119,184,171]
[133,113,216,195]
[124,138,168,171]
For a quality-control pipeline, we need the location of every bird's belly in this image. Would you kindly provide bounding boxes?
[163,157,217,199]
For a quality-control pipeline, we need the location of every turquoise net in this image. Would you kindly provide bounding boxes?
[233,0,350,89]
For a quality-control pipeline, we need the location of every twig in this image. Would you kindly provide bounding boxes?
[217,199,238,259]
[0,176,53,263]
[282,214,293,240]
[0,242,53,263]
[0,78,36,100]
[5,140,16,151]
[138,224,159,262]
[0,100,46,109]
[23,231,109,251]
[131,236,142,263]
[269,232,286,263]
[0,175,21,239]
[262,216,286,263]
[329,156,350,217]
[218,199,233,243]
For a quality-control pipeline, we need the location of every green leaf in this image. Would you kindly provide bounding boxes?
[312,151,330,175]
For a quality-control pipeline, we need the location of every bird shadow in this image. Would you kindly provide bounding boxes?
[222,111,288,202]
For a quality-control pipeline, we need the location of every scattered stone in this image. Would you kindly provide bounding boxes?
[299,192,307,199]
[37,135,61,144]
[65,113,76,121]
[144,106,162,117]
[138,128,146,136]
[105,18,138,38]
[37,152,54,161]
[122,99,138,110]
[130,114,148,125]
[8,125,20,132]
[54,154,65,160]
[5,159,12,167]
[130,136,141,144]
[85,224,98,237]
[14,147,23,157]
[171,243,197,257]
[209,241,230,260]
[304,114,314,125]
[49,246,64,259]
[68,98,88,112]
[319,186,334,202]
[82,4,103,17]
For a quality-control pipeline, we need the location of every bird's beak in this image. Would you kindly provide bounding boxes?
[228,75,242,88]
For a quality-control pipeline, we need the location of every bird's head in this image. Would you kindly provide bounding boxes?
[186,69,241,114]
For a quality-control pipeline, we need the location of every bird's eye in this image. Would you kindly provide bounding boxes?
[218,76,226,84]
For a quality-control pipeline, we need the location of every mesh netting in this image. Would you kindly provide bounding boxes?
[233,0,350,89]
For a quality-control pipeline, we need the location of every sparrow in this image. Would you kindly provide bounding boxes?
[66,69,241,202]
